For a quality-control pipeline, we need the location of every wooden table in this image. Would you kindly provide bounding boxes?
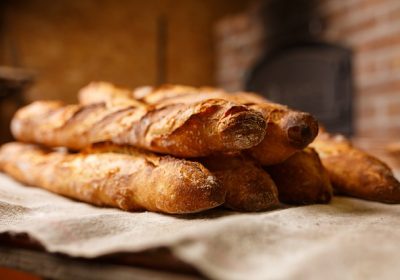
[0,234,202,280]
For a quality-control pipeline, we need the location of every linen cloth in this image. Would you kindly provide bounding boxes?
[1,173,400,280]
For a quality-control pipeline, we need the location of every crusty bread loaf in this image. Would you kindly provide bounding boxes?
[88,143,279,212]
[266,148,332,205]
[0,142,226,213]
[88,82,318,165]
[81,83,279,212]
[311,133,400,203]
[245,102,319,166]
[132,84,223,104]
[11,97,266,157]
[199,155,279,211]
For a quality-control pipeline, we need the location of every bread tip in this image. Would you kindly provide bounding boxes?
[218,110,267,150]
[155,160,226,214]
[285,112,319,148]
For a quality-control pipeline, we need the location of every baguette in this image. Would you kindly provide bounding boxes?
[79,88,279,211]
[11,98,266,157]
[131,83,319,165]
[199,155,279,211]
[265,148,332,205]
[0,142,226,213]
[311,133,400,203]
[89,143,280,212]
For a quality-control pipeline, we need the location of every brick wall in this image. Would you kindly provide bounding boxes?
[215,6,264,91]
[215,0,400,138]
[320,0,400,137]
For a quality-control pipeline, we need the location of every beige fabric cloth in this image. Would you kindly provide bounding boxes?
[1,173,400,280]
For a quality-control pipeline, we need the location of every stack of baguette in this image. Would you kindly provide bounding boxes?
[1,82,399,214]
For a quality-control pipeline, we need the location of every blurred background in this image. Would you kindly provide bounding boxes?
[1,1,400,278]
[0,0,399,143]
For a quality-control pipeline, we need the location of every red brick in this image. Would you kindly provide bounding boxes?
[388,102,400,116]
[357,32,400,52]
[321,0,389,29]
[357,103,376,119]
[357,80,400,95]
[339,17,378,37]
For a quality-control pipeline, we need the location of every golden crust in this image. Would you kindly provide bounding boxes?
[78,83,282,211]
[11,97,266,157]
[266,148,333,205]
[90,144,280,212]
[0,142,226,214]
[130,83,319,165]
[200,155,279,211]
[79,81,145,108]
[311,133,400,203]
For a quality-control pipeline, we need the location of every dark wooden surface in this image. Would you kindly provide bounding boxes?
[0,234,203,280]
